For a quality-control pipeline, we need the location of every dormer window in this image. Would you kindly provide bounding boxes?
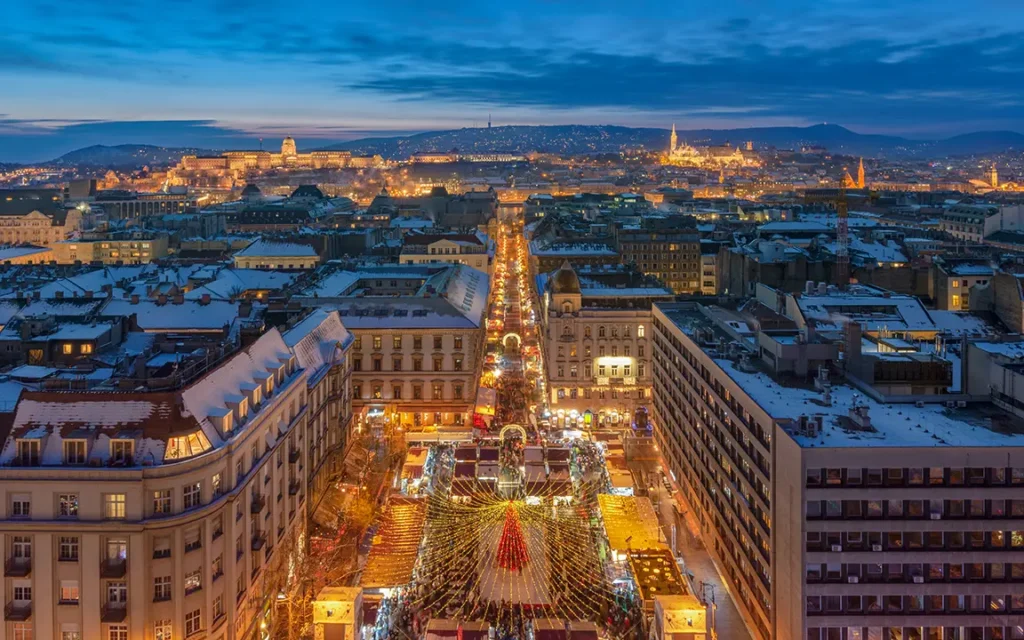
[110,440,134,466]
[16,440,40,466]
[64,440,87,465]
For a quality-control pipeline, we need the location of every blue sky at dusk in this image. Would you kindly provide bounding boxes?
[2,0,1024,161]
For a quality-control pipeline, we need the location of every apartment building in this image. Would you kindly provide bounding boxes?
[0,321,353,640]
[0,189,83,247]
[539,262,673,429]
[652,302,1024,640]
[50,234,169,265]
[398,233,492,275]
[294,264,489,435]
[616,219,701,294]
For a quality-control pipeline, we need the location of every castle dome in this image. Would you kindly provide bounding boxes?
[550,260,580,294]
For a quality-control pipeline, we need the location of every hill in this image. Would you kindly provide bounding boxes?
[323,123,1024,159]
[49,144,216,168]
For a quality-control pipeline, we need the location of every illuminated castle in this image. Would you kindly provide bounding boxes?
[664,124,759,169]
[171,137,384,185]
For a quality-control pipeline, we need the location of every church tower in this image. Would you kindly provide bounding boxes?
[857,158,865,189]
[670,123,678,153]
[991,164,999,188]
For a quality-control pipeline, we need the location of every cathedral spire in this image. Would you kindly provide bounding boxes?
[670,123,678,153]
[991,164,999,188]
[857,158,865,189]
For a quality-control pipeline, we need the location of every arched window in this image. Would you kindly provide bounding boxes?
[598,326,606,338]
[637,325,646,338]
[562,325,572,336]
[562,302,573,313]
[584,327,591,338]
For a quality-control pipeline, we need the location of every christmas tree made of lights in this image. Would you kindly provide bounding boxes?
[496,501,530,572]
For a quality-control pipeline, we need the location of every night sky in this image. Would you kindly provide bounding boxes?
[3,0,1024,161]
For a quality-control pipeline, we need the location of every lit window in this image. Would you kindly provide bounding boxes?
[58,494,79,518]
[80,344,93,355]
[103,494,126,519]
[637,325,645,338]
[62,343,73,354]
[183,482,201,510]
[153,489,171,515]
[60,580,80,604]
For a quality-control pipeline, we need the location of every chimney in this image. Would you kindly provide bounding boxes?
[55,291,64,299]
[85,290,94,299]
[238,301,252,318]
[130,294,140,305]
[173,294,184,305]
[200,294,211,305]
[816,281,827,295]
[805,280,815,295]
[157,294,167,305]
[32,291,40,301]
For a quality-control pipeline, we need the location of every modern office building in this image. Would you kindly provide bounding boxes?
[652,301,1024,640]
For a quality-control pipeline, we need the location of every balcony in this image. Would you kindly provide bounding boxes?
[250,493,266,514]
[4,557,31,577]
[288,480,300,496]
[100,558,127,578]
[251,531,267,551]
[101,602,128,623]
[288,448,301,463]
[557,334,576,342]
[4,601,31,621]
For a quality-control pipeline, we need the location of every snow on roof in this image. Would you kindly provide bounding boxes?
[181,328,298,445]
[797,287,934,332]
[949,264,995,276]
[0,246,50,260]
[974,341,1024,359]
[930,311,995,336]
[759,221,832,232]
[7,365,58,380]
[184,268,298,300]
[714,358,1024,448]
[100,298,240,332]
[235,239,318,257]
[282,309,352,380]
[823,238,907,264]
[44,323,114,341]
[529,241,617,256]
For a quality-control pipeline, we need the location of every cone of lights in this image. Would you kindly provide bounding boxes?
[496,501,529,572]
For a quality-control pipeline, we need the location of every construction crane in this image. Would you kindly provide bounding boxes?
[835,186,849,289]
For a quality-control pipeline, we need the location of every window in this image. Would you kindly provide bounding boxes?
[433,384,443,400]
[213,594,224,620]
[110,440,133,465]
[454,336,463,349]
[154,576,172,601]
[63,342,73,354]
[108,626,128,640]
[59,536,79,561]
[185,569,202,594]
[13,623,31,640]
[11,494,31,517]
[393,336,402,349]
[81,344,93,355]
[64,440,86,464]
[433,336,443,349]
[212,554,223,579]
[412,385,422,400]
[183,482,201,510]
[353,358,362,371]
[61,627,81,640]
[433,358,443,371]
[212,472,223,497]
[155,621,172,640]
[60,580,80,604]
[58,494,79,518]
[153,489,172,515]
[393,358,402,371]
[413,336,422,350]
[454,385,463,400]
[393,385,402,399]
[372,335,382,349]
[15,440,40,466]
[185,609,202,636]
[104,494,126,519]
[372,385,382,399]
[453,357,463,371]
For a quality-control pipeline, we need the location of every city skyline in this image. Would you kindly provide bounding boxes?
[4,0,1024,161]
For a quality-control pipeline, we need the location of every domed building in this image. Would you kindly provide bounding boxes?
[281,136,297,157]
[548,260,581,314]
